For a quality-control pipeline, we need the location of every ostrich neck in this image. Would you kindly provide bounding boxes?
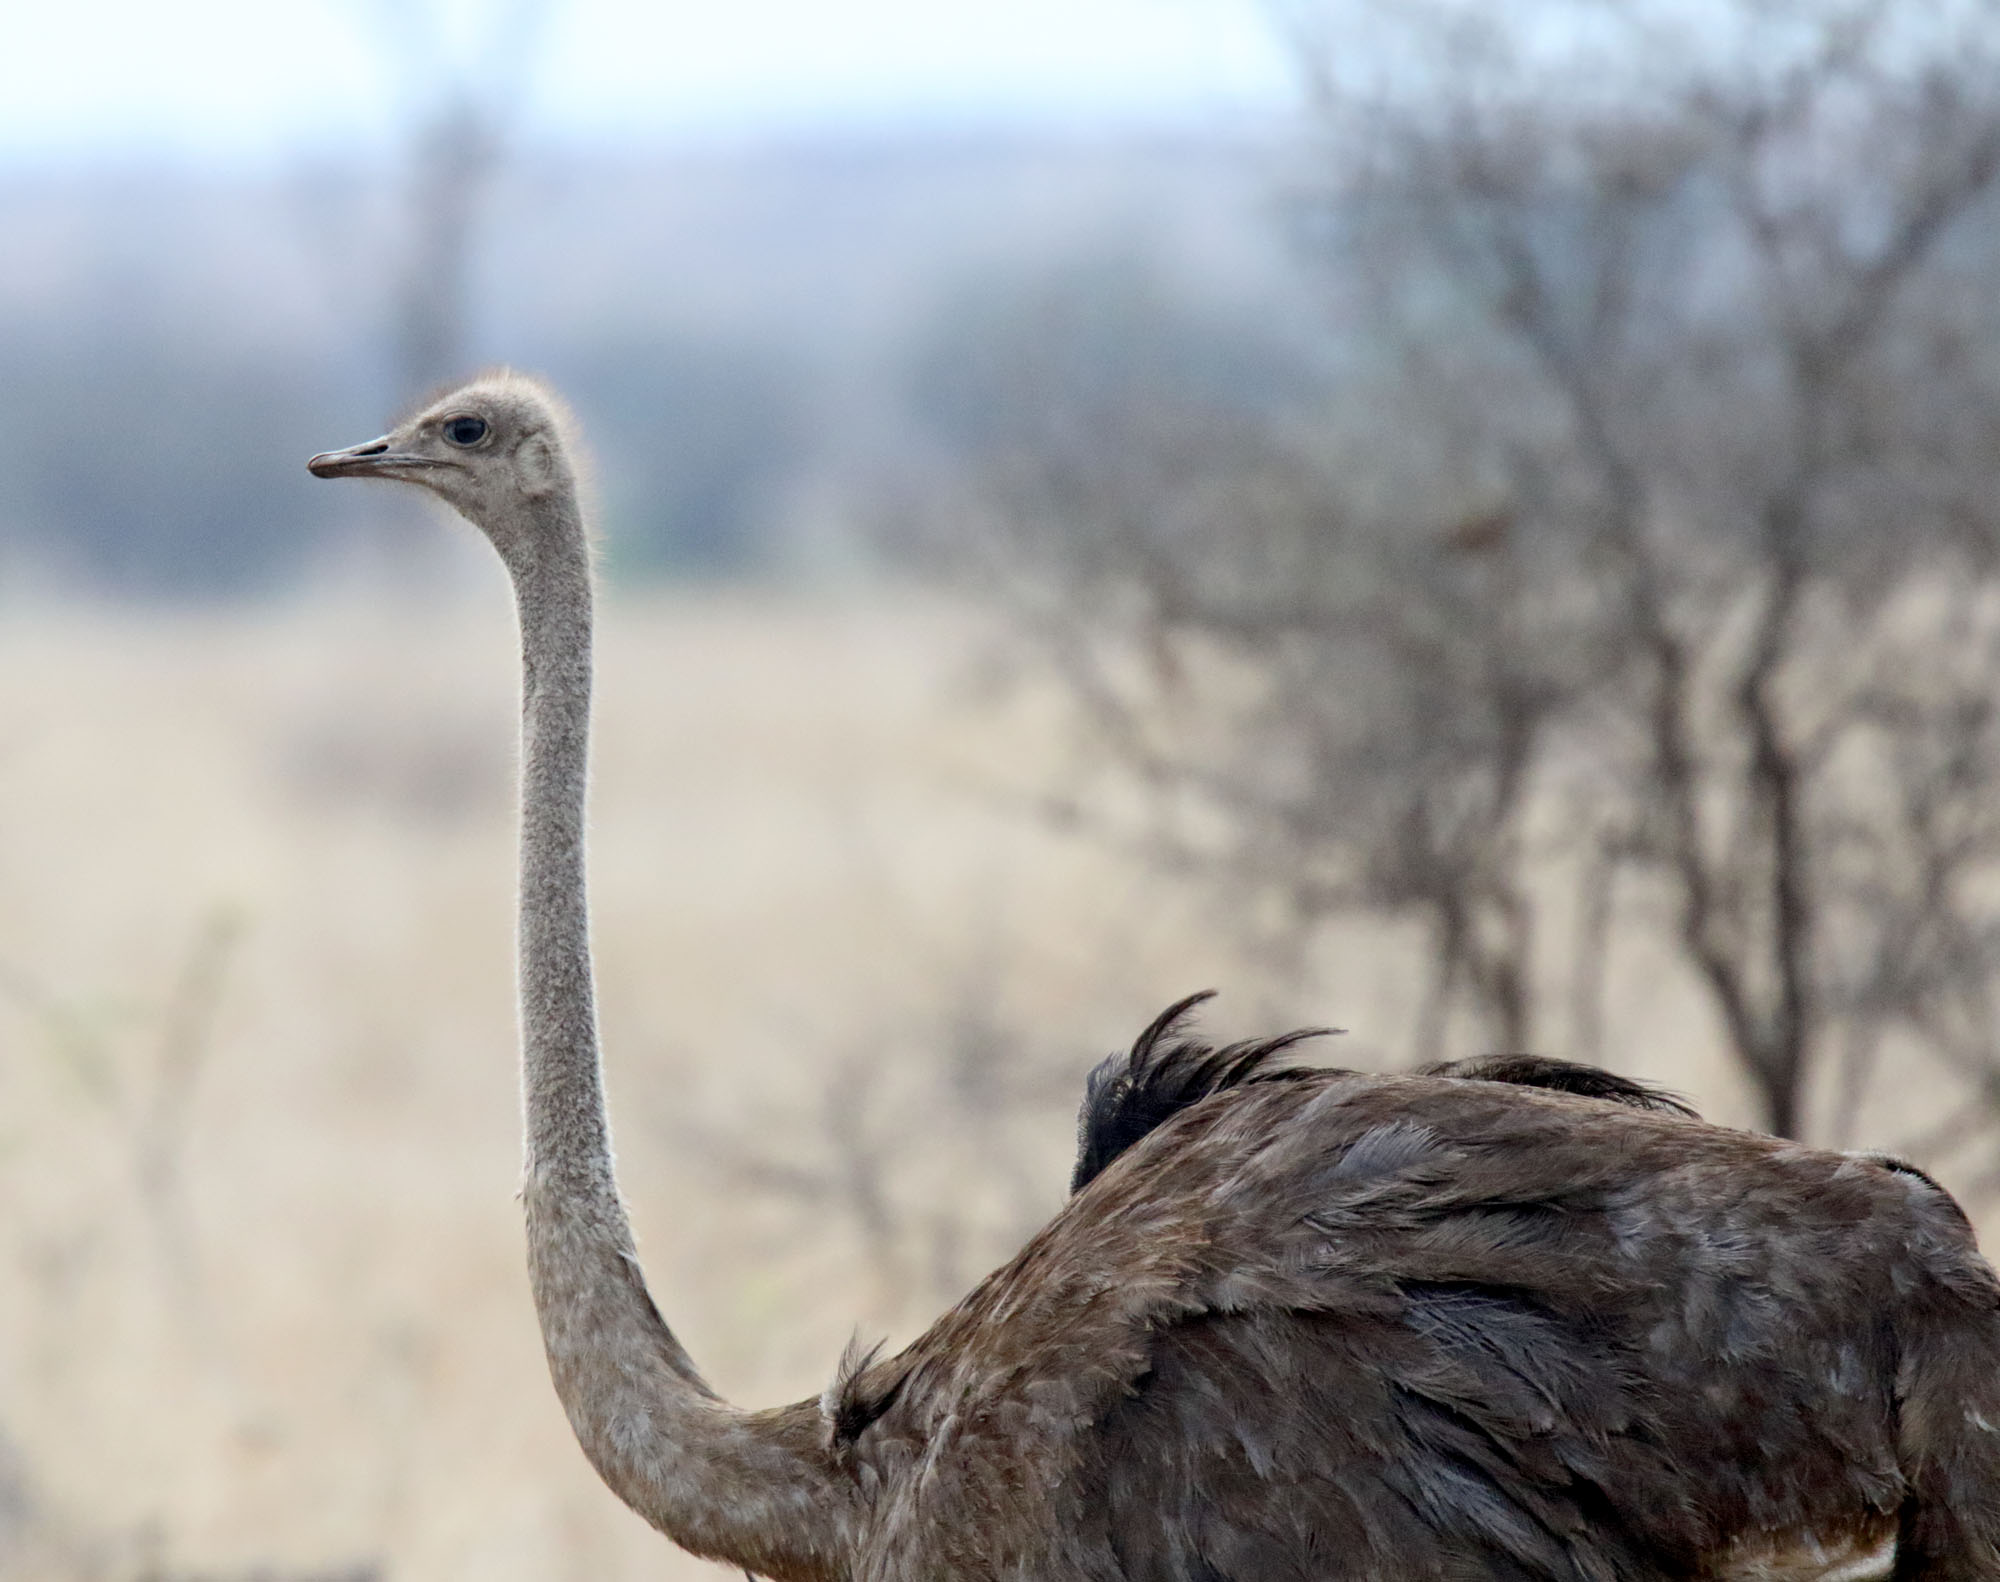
[507,505,852,1582]
[515,532,607,1188]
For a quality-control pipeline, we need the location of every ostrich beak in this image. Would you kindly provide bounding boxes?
[306,437,440,479]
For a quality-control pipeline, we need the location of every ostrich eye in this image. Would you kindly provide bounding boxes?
[443,416,488,447]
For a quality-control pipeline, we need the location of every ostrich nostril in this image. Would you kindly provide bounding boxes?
[355,441,389,456]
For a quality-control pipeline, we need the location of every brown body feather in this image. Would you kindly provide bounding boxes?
[834,1064,1998,1581]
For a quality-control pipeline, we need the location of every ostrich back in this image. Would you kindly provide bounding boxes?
[828,1073,2000,1581]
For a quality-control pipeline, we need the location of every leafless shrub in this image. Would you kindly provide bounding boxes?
[0,909,245,1354]
[664,959,1080,1319]
[901,0,2000,1173]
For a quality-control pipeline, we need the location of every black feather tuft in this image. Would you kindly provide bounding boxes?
[1420,1054,1698,1117]
[1071,1004,1696,1196]
[822,1333,902,1447]
[1071,992,1334,1194]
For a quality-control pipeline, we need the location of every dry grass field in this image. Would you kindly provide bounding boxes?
[0,584,1976,1580]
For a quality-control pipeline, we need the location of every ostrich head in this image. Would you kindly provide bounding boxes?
[307,372,581,559]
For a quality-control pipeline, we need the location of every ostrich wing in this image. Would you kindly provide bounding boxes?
[841,1073,1957,1581]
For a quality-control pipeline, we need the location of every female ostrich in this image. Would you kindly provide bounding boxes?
[310,374,2000,1582]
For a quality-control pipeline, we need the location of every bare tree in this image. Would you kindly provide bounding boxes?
[1314,0,2000,1141]
[898,257,1602,1061]
[907,0,2000,1166]
[359,0,556,402]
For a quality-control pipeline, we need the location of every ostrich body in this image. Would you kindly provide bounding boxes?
[310,375,2000,1582]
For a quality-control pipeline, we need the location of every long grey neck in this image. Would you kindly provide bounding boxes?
[515,523,608,1188]
[504,497,853,1582]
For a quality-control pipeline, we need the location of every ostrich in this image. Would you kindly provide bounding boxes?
[309,373,2000,1582]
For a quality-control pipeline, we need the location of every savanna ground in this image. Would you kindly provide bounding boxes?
[0,581,1977,1580]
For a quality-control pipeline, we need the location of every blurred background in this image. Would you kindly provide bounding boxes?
[7,0,2000,1576]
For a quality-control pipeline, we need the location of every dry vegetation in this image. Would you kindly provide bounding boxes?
[0,583,1984,1577]
[904,0,2000,1170]
[0,586,1319,1581]
[14,3,2000,1579]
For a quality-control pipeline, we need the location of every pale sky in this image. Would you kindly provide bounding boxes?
[0,0,1300,165]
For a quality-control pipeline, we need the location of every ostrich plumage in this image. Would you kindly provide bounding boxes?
[310,374,2000,1582]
